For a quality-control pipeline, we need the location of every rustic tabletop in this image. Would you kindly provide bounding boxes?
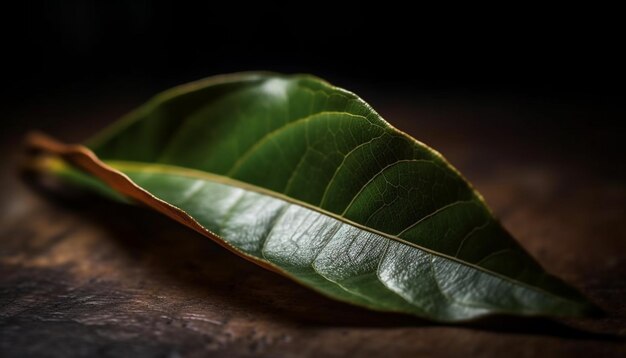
[1,89,624,357]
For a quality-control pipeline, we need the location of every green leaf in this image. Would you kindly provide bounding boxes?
[27,72,597,322]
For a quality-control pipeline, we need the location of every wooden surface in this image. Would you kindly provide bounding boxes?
[1,92,625,357]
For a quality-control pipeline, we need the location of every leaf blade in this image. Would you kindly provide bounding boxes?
[26,72,598,321]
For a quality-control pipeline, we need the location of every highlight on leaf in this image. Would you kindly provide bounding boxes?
[23,72,598,322]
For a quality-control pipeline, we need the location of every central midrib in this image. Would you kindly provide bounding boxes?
[98,159,579,306]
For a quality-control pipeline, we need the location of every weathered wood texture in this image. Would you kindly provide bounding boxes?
[1,92,624,357]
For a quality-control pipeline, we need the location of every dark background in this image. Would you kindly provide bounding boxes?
[3,1,624,178]
[2,1,623,181]
[4,2,625,105]
[3,2,625,165]
[0,1,626,180]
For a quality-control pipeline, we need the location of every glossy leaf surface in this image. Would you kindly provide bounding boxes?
[30,73,595,321]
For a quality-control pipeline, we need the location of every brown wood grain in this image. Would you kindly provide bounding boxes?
[1,93,624,357]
